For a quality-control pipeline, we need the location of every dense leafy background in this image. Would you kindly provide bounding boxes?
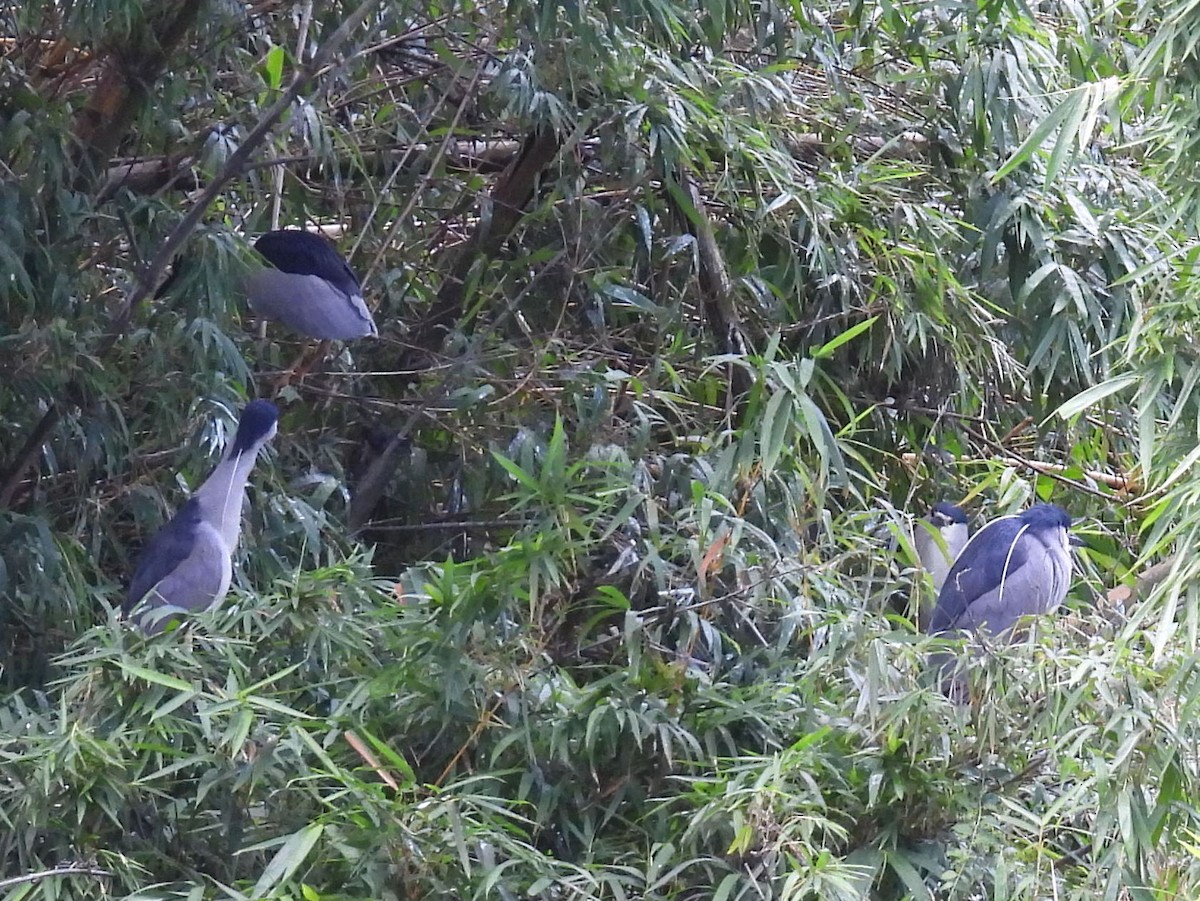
[3,0,1200,898]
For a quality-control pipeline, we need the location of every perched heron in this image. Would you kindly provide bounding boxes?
[927,503,1074,697]
[928,503,1074,637]
[914,502,970,591]
[245,229,378,340]
[912,501,970,630]
[124,400,279,631]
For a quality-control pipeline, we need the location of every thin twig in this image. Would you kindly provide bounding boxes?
[957,422,1127,502]
[364,518,531,532]
[270,0,314,231]
[0,867,113,890]
[436,695,506,786]
[899,452,1134,492]
[900,403,1133,501]
[0,0,383,511]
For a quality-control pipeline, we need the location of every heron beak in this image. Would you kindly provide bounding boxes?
[1068,534,1087,548]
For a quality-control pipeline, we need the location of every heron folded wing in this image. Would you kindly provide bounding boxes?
[126,498,203,612]
[246,269,377,339]
[254,230,363,296]
[951,540,1051,636]
[929,516,1030,633]
[127,502,231,626]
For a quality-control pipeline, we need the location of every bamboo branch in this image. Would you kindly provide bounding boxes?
[0,867,112,891]
[665,167,755,407]
[900,452,1135,493]
[71,2,204,186]
[102,138,531,195]
[0,0,385,511]
[411,126,563,351]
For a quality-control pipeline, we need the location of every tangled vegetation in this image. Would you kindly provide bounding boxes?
[3,0,1200,897]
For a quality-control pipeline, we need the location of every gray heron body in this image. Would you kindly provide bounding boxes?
[245,230,378,340]
[929,503,1073,637]
[926,503,1074,697]
[125,400,279,631]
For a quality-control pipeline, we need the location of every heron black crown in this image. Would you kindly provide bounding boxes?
[230,400,279,455]
[1019,502,1071,530]
[931,501,968,525]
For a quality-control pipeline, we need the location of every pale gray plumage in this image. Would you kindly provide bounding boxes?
[927,503,1074,697]
[914,502,970,591]
[913,502,970,631]
[125,400,278,632]
[245,230,377,340]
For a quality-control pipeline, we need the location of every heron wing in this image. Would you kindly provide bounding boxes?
[929,516,1029,633]
[254,231,363,294]
[126,499,231,618]
[126,499,200,611]
[246,269,377,339]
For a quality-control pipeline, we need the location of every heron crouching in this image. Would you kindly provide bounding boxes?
[927,503,1074,696]
[245,229,378,340]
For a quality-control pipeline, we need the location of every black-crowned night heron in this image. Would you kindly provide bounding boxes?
[927,503,1074,695]
[245,229,378,340]
[124,400,279,632]
[913,501,970,630]
[929,503,1073,636]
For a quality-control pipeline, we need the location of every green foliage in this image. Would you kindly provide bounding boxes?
[5,0,1200,898]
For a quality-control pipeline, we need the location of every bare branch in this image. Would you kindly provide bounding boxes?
[0,0,385,511]
[0,867,112,891]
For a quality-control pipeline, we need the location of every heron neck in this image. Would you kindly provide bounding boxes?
[194,443,264,548]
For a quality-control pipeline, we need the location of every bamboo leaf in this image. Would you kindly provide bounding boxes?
[1053,373,1139,420]
[810,316,879,360]
[250,825,324,898]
